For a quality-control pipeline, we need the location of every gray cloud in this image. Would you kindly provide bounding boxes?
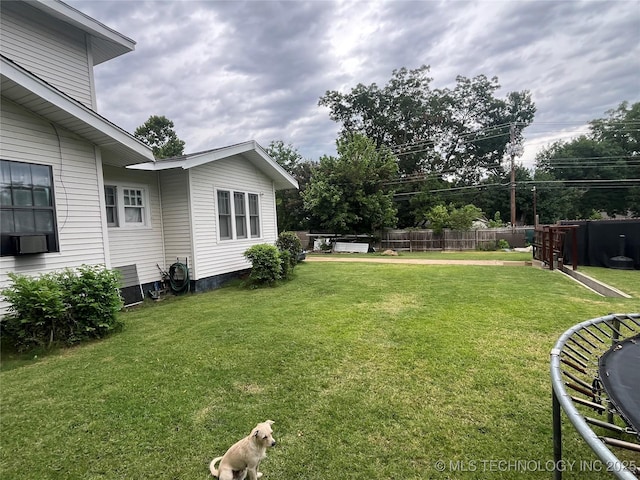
[70,0,640,165]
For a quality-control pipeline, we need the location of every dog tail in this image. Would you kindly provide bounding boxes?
[209,456,223,477]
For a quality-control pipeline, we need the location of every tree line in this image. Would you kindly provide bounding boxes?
[133,66,639,235]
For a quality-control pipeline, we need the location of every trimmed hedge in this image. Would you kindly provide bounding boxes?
[243,244,282,286]
[276,231,303,269]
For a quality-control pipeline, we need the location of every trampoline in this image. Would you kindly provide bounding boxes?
[551,313,640,480]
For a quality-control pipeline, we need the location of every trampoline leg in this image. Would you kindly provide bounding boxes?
[553,388,563,480]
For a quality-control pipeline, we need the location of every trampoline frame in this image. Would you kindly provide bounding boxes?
[550,313,639,480]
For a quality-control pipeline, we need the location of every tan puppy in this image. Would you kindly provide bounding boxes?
[210,420,276,480]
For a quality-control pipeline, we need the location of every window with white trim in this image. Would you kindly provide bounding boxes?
[104,184,149,228]
[217,190,232,240]
[249,193,260,238]
[104,186,118,227]
[216,189,261,241]
[234,192,247,239]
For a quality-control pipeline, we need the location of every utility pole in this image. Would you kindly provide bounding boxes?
[509,123,516,232]
[532,186,537,227]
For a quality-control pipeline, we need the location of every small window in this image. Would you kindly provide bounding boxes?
[249,193,260,238]
[104,184,149,228]
[104,186,118,226]
[123,188,144,224]
[217,190,232,240]
[234,192,247,239]
[0,159,59,256]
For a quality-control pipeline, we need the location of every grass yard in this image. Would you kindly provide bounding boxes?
[578,266,640,298]
[1,262,639,479]
[312,250,533,262]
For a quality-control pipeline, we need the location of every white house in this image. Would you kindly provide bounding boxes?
[0,0,297,310]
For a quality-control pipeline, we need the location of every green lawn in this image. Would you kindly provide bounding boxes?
[578,266,640,298]
[1,262,639,479]
[312,250,533,261]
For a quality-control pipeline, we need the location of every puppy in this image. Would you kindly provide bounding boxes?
[210,420,276,480]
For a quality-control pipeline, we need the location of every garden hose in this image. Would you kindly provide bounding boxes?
[168,262,190,294]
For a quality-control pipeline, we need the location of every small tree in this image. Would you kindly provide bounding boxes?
[424,203,483,233]
[487,211,504,228]
[449,204,483,231]
[425,204,449,234]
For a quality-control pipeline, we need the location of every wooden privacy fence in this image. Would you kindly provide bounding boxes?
[380,228,529,251]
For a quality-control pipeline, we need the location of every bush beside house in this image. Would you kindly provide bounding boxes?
[1,265,122,351]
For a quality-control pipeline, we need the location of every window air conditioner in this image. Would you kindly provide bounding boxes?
[11,235,49,254]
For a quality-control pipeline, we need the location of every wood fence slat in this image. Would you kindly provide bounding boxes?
[381,228,528,251]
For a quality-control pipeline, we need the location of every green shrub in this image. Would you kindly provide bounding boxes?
[244,244,282,286]
[1,265,123,351]
[276,231,302,268]
[497,239,510,249]
[1,272,66,350]
[58,265,123,342]
[279,250,292,279]
[476,241,498,251]
[319,241,332,252]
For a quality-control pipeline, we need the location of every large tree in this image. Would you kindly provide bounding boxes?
[535,101,640,218]
[302,133,398,234]
[319,65,535,182]
[134,115,185,159]
[266,140,315,232]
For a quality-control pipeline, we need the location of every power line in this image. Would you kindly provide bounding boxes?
[392,178,640,197]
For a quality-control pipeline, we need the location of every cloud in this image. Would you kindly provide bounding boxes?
[70,0,640,165]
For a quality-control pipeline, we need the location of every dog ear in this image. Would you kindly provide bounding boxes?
[265,420,275,425]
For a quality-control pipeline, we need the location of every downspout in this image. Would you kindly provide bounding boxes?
[272,181,278,237]
[157,171,166,270]
[186,168,197,280]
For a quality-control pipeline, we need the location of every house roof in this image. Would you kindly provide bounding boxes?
[128,141,299,191]
[27,0,136,65]
[1,55,154,167]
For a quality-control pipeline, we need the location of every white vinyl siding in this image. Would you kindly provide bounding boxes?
[159,169,193,276]
[0,99,107,312]
[0,2,94,107]
[102,166,165,287]
[187,156,277,279]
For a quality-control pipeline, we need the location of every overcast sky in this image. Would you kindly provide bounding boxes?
[70,0,640,167]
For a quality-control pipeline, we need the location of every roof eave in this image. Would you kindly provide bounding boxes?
[28,0,136,64]
[1,56,154,166]
[128,141,299,190]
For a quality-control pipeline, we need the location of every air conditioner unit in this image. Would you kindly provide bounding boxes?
[12,235,49,254]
